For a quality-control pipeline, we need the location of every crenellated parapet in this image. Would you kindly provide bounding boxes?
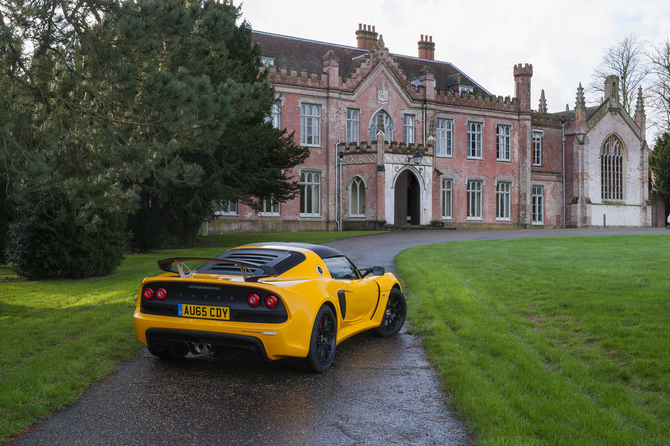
[513,63,533,77]
[264,65,324,88]
[433,89,518,111]
[337,140,434,158]
[387,141,433,157]
[338,140,377,155]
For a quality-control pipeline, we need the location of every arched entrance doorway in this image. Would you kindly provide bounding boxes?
[394,169,421,225]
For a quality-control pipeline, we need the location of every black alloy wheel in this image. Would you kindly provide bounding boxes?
[374,289,406,337]
[297,305,337,373]
[315,308,336,366]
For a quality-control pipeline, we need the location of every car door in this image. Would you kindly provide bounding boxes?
[324,256,379,323]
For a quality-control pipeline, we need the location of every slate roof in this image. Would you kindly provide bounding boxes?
[553,106,599,122]
[252,31,491,97]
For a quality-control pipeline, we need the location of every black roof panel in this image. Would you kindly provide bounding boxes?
[242,242,345,260]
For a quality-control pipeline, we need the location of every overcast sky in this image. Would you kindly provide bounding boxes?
[238,0,670,117]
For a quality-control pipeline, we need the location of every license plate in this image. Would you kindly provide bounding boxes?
[178,304,230,320]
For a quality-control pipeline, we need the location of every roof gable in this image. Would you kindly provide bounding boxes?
[586,98,643,140]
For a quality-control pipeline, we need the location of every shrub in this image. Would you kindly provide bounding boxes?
[127,200,171,252]
[6,194,128,280]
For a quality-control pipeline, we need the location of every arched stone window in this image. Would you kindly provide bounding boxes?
[601,135,624,201]
[369,110,394,142]
[349,176,366,217]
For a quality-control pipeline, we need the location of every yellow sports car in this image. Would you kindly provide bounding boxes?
[133,242,406,372]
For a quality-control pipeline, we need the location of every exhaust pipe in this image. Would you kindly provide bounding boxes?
[194,341,213,354]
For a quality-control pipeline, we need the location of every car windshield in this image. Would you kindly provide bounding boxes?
[323,256,358,280]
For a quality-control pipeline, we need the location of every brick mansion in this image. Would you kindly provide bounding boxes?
[205,23,655,234]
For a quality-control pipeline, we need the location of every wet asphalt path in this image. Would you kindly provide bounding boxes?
[8,228,667,446]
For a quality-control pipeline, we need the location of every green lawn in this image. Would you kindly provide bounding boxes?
[194,230,381,248]
[396,235,670,446]
[0,230,378,442]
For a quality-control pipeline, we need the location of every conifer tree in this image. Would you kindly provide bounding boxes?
[650,132,670,203]
[1,0,308,267]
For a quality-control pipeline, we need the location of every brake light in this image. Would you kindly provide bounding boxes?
[248,293,260,307]
[265,295,278,309]
[156,288,167,300]
[143,288,154,299]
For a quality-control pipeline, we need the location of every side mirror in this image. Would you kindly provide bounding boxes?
[358,266,385,278]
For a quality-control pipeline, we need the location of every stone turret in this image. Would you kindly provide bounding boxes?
[419,65,435,100]
[604,75,620,108]
[571,82,589,227]
[574,82,586,134]
[538,89,547,113]
[634,86,646,140]
[514,64,533,112]
[322,50,341,89]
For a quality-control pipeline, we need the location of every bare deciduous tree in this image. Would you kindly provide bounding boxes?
[649,39,670,130]
[589,33,649,114]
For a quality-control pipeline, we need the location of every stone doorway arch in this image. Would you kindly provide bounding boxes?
[394,169,421,225]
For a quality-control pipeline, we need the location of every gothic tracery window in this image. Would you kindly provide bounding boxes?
[369,110,394,142]
[601,135,624,201]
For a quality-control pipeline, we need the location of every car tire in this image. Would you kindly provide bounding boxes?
[373,289,406,337]
[147,344,189,360]
[296,305,337,373]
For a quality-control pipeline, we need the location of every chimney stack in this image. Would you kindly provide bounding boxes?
[418,35,435,60]
[356,23,379,50]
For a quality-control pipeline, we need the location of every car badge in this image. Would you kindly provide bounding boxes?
[316,265,323,275]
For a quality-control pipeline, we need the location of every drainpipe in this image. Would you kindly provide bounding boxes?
[422,103,427,147]
[339,151,343,231]
[335,143,342,232]
[561,117,566,229]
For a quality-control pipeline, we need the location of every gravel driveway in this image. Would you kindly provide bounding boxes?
[7,228,667,446]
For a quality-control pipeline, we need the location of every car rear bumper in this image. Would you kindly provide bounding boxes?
[146,328,271,361]
[134,311,309,360]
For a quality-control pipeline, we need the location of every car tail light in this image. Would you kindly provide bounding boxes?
[248,293,260,307]
[143,288,154,300]
[156,288,167,301]
[265,295,278,309]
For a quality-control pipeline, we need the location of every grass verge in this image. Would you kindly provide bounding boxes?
[0,231,376,442]
[195,230,382,248]
[396,235,670,446]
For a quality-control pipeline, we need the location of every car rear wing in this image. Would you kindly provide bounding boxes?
[157,257,278,282]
